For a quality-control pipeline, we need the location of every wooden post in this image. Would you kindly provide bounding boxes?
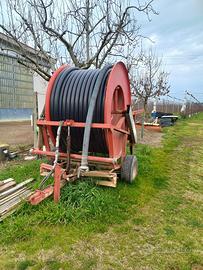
[141,111,145,139]
[33,92,39,148]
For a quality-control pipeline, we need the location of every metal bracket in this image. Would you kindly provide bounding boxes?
[126,105,138,144]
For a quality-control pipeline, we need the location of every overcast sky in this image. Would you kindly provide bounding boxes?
[1,0,202,102]
[140,0,203,102]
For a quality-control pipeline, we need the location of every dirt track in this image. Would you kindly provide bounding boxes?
[0,121,33,147]
[0,121,162,149]
[137,127,163,147]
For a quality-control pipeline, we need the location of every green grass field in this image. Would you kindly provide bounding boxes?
[0,113,202,270]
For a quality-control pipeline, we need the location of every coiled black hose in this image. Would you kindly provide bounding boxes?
[50,65,112,154]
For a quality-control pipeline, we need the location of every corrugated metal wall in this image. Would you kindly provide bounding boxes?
[0,53,33,110]
[0,53,34,120]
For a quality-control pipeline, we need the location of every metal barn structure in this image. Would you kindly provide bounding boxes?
[0,32,53,121]
[0,53,33,120]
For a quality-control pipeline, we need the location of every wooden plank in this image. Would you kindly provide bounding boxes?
[0,178,15,186]
[0,190,32,216]
[82,170,116,178]
[0,208,17,222]
[0,186,28,203]
[0,187,28,206]
[96,179,117,188]
[82,170,117,187]
[0,189,34,221]
[82,170,110,177]
[0,178,35,200]
[37,126,44,149]
[0,190,31,215]
[0,181,16,193]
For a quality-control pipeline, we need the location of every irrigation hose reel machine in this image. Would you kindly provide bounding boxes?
[30,62,139,205]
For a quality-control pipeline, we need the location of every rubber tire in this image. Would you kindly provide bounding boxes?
[121,155,138,183]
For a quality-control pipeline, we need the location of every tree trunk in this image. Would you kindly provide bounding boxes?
[141,100,147,139]
[85,0,90,62]
[143,100,148,114]
[141,111,145,139]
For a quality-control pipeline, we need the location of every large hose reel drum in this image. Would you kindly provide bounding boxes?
[45,62,132,160]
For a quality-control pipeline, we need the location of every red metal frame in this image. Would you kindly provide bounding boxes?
[34,118,131,165]
[104,62,131,158]
[32,149,118,165]
[44,62,131,159]
[45,64,68,146]
[54,164,63,202]
[30,110,142,205]
[29,186,54,205]
[30,62,142,205]
[37,119,129,134]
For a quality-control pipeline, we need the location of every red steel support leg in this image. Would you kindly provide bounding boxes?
[108,129,114,158]
[29,186,54,205]
[54,164,63,203]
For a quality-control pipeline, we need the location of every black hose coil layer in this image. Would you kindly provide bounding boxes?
[50,65,112,154]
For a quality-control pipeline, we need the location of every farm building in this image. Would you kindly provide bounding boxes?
[0,32,53,121]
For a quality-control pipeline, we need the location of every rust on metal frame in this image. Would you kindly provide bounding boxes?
[29,186,54,205]
[53,164,63,203]
[32,149,118,166]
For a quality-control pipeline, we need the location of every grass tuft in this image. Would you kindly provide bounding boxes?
[0,113,203,269]
[17,260,35,270]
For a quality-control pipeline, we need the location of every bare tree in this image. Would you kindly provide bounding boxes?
[130,49,170,113]
[0,0,157,80]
